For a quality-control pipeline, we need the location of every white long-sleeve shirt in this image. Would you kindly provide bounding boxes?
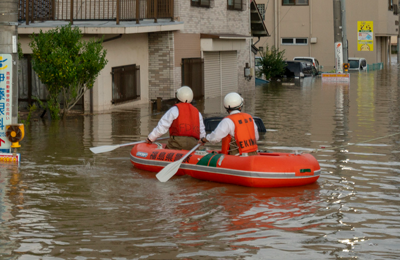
[148,106,206,142]
[205,110,259,143]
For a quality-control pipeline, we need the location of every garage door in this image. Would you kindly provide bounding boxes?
[204,51,238,98]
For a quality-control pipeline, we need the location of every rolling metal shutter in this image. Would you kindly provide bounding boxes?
[204,51,238,98]
[221,51,237,95]
[204,52,221,98]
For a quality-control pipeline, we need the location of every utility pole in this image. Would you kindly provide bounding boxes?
[0,0,19,124]
[341,0,348,64]
[333,0,343,73]
[398,0,400,63]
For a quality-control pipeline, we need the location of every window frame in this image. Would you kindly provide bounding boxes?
[191,0,211,8]
[257,4,266,20]
[227,0,243,11]
[281,37,308,45]
[388,0,393,11]
[111,64,141,104]
[282,0,309,6]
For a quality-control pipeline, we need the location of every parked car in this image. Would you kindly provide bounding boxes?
[282,60,315,78]
[293,57,320,74]
[302,61,318,76]
[348,57,367,71]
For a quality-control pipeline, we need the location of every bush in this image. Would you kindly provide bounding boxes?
[29,24,108,119]
[256,45,286,80]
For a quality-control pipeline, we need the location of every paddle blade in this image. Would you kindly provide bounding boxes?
[156,159,184,182]
[89,145,119,154]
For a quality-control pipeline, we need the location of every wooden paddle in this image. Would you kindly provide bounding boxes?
[156,144,201,182]
[90,137,168,154]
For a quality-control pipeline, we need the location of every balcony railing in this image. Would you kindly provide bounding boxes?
[19,0,174,25]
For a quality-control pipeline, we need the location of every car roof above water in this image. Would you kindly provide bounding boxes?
[348,57,366,60]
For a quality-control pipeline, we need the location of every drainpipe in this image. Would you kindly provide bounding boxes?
[249,1,252,82]
[398,0,400,63]
[102,34,122,43]
[274,0,278,47]
[309,0,312,56]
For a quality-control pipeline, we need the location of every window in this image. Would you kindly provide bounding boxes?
[255,57,262,66]
[349,60,359,69]
[228,0,242,10]
[191,0,210,8]
[111,64,140,104]
[388,0,393,10]
[281,38,308,45]
[295,38,307,44]
[282,0,308,6]
[257,4,265,20]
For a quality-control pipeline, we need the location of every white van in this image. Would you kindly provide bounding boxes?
[348,57,367,71]
[293,57,320,74]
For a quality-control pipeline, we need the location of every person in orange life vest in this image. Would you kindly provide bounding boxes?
[146,86,206,150]
[199,92,259,156]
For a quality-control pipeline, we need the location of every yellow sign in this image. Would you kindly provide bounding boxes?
[0,153,20,162]
[321,73,350,82]
[0,56,8,70]
[357,21,373,51]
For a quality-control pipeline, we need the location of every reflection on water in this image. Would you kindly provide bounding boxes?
[1,62,400,259]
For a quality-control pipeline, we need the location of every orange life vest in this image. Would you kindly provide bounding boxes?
[169,103,200,139]
[221,113,258,155]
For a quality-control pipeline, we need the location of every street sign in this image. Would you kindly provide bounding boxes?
[321,73,350,83]
[357,21,374,51]
[0,152,20,163]
[335,42,343,73]
[0,54,12,153]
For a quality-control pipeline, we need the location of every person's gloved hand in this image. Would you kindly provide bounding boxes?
[198,137,207,146]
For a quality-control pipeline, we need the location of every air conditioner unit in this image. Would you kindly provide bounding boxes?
[310,37,318,44]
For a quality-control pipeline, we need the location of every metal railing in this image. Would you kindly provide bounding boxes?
[19,0,174,25]
[111,64,141,104]
[366,63,384,71]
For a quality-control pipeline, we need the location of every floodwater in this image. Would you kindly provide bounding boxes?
[1,62,400,260]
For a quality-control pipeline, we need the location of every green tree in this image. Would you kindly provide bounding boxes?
[256,45,286,80]
[29,24,108,119]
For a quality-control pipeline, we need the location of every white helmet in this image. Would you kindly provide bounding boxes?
[176,86,193,103]
[224,92,243,110]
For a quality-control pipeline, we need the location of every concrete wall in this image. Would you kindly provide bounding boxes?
[93,33,149,112]
[174,33,201,68]
[176,0,249,35]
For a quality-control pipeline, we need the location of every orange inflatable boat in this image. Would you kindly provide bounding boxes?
[130,143,321,188]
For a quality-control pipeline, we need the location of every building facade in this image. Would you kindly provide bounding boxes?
[254,0,398,70]
[17,0,268,113]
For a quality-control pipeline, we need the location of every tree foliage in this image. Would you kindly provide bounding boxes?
[256,45,286,80]
[29,24,108,119]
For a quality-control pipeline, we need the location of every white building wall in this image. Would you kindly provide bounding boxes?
[92,34,149,112]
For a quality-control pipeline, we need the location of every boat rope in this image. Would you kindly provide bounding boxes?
[309,131,400,154]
